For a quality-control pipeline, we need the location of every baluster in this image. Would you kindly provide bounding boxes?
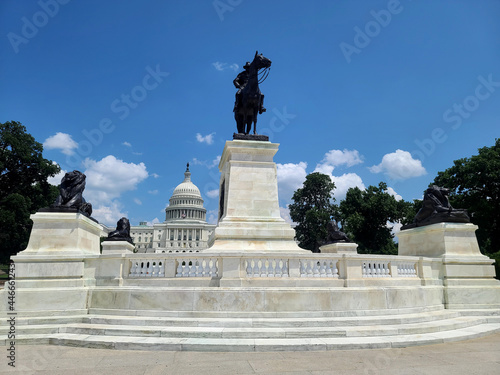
[212,259,218,277]
[319,261,327,277]
[265,259,273,277]
[158,261,165,277]
[311,261,319,277]
[138,261,145,276]
[251,259,258,277]
[176,260,183,276]
[129,261,137,277]
[246,260,252,276]
[325,260,333,277]
[306,260,313,277]
[151,261,158,277]
[300,260,306,277]
[194,259,201,277]
[186,259,194,277]
[282,259,289,277]
[333,261,339,278]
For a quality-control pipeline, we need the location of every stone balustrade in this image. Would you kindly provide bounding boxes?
[118,253,428,286]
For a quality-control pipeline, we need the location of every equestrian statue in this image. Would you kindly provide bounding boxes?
[233,51,272,135]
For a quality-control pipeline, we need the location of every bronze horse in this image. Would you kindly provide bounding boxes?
[233,51,271,135]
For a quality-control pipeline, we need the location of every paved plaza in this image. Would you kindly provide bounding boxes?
[2,332,499,375]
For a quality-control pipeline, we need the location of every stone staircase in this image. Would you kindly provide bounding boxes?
[2,308,500,351]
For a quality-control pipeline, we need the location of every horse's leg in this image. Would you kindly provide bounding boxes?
[253,108,258,134]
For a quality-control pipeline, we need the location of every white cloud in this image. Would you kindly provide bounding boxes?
[212,62,239,72]
[122,141,132,147]
[331,173,366,201]
[83,155,148,203]
[369,150,427,180]
[92,200,127,226]
[151,173,160,178]
[386,186,402,201]
[207,189,219,199]
[134,198,142,205]
[193,155,220,169]
[276,162,308,203]
[47,165,66,186]
[196,132,215,145]
[390,221,403,237]
[81,156,148,224]
[207,210,218,224]
[280,206,295,225]
[315,149,363,172]
[147,218,160,226]
[43,132,78,155]
[148,190,158,195]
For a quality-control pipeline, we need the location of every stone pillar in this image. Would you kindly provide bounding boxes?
[205,140,306,253]
[398,223,500,309]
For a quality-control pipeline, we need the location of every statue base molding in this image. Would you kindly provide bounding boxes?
[320,242,358,254]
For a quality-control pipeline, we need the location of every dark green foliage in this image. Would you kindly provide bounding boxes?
[433,139,500,256]
[0,121,60,262]
[289,173,337,252]
[339,182,410,255]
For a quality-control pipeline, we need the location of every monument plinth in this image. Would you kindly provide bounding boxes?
[21,211,103,255]
[205,139,306,253]
[398,222,500,309]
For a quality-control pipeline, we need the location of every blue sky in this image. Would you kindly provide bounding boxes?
[1,0,499,228]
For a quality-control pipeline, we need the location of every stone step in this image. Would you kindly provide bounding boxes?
[7,323,500,351]
[0,315,488,339]
[87,305,446,318]
[3,309,463,329]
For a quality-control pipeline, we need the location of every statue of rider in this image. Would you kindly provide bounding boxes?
[233,62,266,114]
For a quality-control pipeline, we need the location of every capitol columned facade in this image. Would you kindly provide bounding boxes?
[130,164,216,253]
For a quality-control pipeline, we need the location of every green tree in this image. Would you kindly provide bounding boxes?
[0,121,60,262]
[289,172,337,252]
[338,182,409,255]
[433,139,500,256]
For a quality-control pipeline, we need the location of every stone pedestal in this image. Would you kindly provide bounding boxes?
[206,140,306,253]
[320,242,358,254]
[102,240,135,254]
[398,223,500,309]
[21,211,103,255]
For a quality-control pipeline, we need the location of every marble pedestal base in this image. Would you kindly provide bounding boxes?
[320,242,358,254]
[398,223,500,309]
[102,240,135,254]
[21,212,103,255]
[206,140,306,253]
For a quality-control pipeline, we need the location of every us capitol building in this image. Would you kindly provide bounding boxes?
[129,164,216,253]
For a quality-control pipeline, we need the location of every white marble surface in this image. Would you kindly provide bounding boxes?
[21,212,103,255]
[207,140,307,253]
[320,242,358,254]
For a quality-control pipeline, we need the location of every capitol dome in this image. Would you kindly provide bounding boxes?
[165,164,206,222]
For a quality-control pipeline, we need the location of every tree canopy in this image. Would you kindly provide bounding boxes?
[0,121,60,262]
[288,172,337,252]
[339,182,410,255]
[433,138,500,255]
